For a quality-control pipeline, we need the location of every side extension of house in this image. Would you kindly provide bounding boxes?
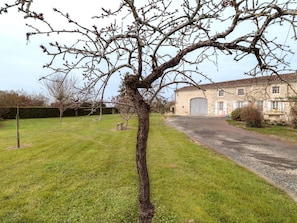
[175,72,297,124]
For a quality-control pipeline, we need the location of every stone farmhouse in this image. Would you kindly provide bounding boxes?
[174,71,297,124]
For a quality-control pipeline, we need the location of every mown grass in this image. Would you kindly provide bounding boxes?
[227,120,297,143]
[0,115,297,223]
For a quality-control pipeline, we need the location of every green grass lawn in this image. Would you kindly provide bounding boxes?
[0,115,297,223]
[227,120,297,143]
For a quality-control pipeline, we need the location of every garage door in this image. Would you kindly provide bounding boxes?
[190,98,208,116]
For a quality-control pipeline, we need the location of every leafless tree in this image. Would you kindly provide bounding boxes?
[0,91,9,120]
[112,78,135,129]
[41,73,78,123]
[0,90,48,119]
[113,94,135,129]
[2,0,297,222]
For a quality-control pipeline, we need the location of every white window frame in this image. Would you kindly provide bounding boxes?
[216,101,228,116]
[218,101,224,111]
[267,100,284,112]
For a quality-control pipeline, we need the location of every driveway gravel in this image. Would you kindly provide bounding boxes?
[165,116,297,201]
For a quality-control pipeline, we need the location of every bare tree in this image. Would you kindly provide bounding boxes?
[41,74,78,123]
[0,91,9,120]
[113,94,135,129]
[2,1,297,222]
[0,90,47,119]
[113,79,135,129]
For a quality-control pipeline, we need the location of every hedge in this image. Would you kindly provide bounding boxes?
[1,107,118,119]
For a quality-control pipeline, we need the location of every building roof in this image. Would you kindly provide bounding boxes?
[176,71,297,92]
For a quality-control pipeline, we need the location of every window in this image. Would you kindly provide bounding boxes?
[237,88,244,95]
[272,86,280,94]
[267,101,284,112]
[218,89,224,97]
[237,101,244,108]
[218,101,224,110]
[272,101,279,110]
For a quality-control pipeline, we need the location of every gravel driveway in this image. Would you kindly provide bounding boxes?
[166,116,297,201]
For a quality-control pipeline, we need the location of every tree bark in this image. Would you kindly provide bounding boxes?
[125,77,154,223]
[59,103,63,124]
[135,101,154,223]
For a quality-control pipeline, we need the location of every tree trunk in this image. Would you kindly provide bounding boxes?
[135,101,154,222]
[125,119,129,130]
[125,78,154,223]
[59,107,63,124]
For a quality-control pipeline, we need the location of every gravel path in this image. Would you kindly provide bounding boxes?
[165,116,297,201]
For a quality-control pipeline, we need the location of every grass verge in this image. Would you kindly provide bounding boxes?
[227,119,297,143]
[0,115,296,222]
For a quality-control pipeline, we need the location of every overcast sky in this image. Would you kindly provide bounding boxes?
[0,1,296,100]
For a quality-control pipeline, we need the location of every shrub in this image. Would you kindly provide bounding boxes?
[231,108,242,121]
[241,106,262,128]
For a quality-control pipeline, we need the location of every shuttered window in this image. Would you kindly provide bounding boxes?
[267,101,284,112]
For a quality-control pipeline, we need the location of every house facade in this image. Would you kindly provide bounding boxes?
[175,72,297,124]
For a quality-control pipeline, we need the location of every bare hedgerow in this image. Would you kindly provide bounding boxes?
[241,106,262,128]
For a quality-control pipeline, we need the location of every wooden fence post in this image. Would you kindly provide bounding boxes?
[16,105,20,148]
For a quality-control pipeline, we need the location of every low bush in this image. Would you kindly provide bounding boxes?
[241,106,262,128]
[231,108,242,121]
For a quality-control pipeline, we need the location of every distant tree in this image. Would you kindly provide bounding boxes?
[113,79,135,129]
[16,90,48,107]
[0,91,9,119]
[0,90,48,119]
[150,97,167,114]
[0,91,19,106]
[113,94,135,129]
[41,74,78,123]
[2,1,297,222]
[21,91,47,106]
[164,101,175,114]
